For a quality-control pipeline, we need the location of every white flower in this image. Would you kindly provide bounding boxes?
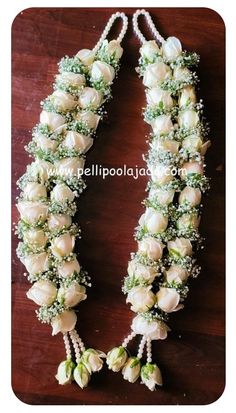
[173,66,191,81]
[182,135,211,155]
[55,359,75,385]
[138,237,164,260]
[55,72,85,88]
[75,111,100,130]
[24,252,49,275]
[54,157,85,177]
[34,132,58,152]
[162,36,182,61]
[178,109,199,128]
[127,260,157,284]
[179,85,197,107]
[148,164,174,185]
[50,90,77,111]
[23,229,48,248]
[104,39,123,59]
[64,131,93,153]
[122,357,141,383]
[23,182,47,201]
[140,40,160,60]
[141,363,163,390]
[58,282,87,307]
[179,186,202,206]
[151,138,179,154]
[58,258,81,278]
[90,61,115,84]
[143,62,171,88]
[151,114,173,135]
[48,214,72,231]
[106,346,128,372]
[149,188,175,205]
[17,201,48,224]
[157,287,183,313]
[127,285,156,313]
[29,159,53,183]
[78,87,103,109]
[51,233,75,258]
[167,237,192,257]
[26,280,57,306]
[180,161,204,179]
[73,362,90,388]
[40,110,66,131]
[51,184,75,202]
[81,349,105,373]
[139,208,168,234]
[76,49,95,66]
[146,86,174,109]
[177,213,200,230]
[164,265,189,283]
[51,310,77,335]
[131,314,170,340]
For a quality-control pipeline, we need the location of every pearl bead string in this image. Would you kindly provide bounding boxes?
[132,9,165,45]
[71,329,86,353]
[146,337,152,363]
[122,331,136,348]
[93,12,128,53]
[63,333,72,360]
[137,335,147,359]
[69,330,82,364]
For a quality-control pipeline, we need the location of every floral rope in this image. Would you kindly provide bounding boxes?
[106,10,211,391]
[15,12,128,388]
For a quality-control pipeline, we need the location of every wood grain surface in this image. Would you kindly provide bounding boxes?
[12,7,225,405]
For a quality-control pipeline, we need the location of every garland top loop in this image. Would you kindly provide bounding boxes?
[93,12,128,53]
[132,9,165,45]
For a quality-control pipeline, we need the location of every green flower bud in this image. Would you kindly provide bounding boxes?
[55,359,76,385]
[81,348,105,373]
[106,346,128,372]
[141,363,163,391]
[122,357,141,383]
[73,362,91,389]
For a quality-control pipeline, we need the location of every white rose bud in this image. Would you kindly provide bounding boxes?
[23,229,48,248]
[50,90,77,112]
[143,62,171,88]
[179,186,202,206]
[51,184,75,202]
[151,138,179,154]
[51,233,75,258]
[122,357,141,383]
[81,349,105,373]
[179,85,197,107]
[138,237,164,260]
[58,258,81,278]
[55,72,85,88]
[75,111,101,130]
[64,131,93,153]
[78,87,103,109]
[182,135,203,153]
[76,49,95,66]
[91,61,115,84]
[151,114,173,135]
[24,252,49,275]
[146,86,174,109]
[128,260,157,284]
[106,346,128,372]
[164,265,189,283]
[157,287,183,313]
[48,214,72,231]
[58,282,87,307]
[180,161,204,179]
[127,285,156,313]
[141,363,163,390]
[105,39,123,59]
[26,280,57,306]
[177,213,200,230]
[40,110,66,131]
[34,133,58,152]
[140,40,160,61]
[173,66,191,81]
[139,208,168,234]
[17,201,48,224]
[178,109,199,128]
[51,310,77,335]
[55,359,76,385]
[162,36,182,61]
[23,182,47,201]
[168,237,192,257]
[131,314,170,340]
[149,188,175,205]
[148,164,174,185]
[73,362,91,388]
[29,159,53,183]
[54,157,85,177]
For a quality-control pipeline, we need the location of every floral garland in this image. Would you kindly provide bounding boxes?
[106,10,211,391]
[15,12,128,388]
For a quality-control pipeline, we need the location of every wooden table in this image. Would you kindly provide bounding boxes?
[12,7,225,405]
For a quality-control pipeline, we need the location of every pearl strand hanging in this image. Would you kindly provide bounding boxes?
[132,9,165,45]
[93,12,128,53]
[63,333,72,360]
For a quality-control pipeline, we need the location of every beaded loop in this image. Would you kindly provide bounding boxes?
[93,12,128,53]
[132,9,165,45]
